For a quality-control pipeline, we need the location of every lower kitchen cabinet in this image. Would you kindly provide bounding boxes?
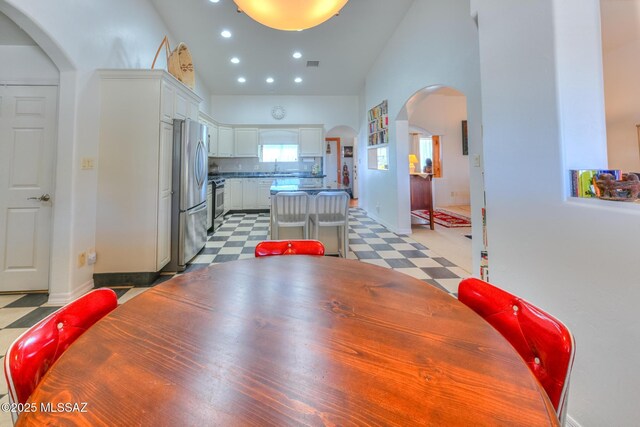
[207,183,213,230]
[225,178,274,211]
[226,179,243,210]
[242,180,259,208]
[257,179,274,208]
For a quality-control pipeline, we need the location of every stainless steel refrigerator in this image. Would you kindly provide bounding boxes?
[165,119,208,272]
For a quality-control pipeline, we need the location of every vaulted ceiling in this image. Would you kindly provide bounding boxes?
[149,0,413,95]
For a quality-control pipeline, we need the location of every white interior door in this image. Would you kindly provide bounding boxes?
[0,85,58,292]
[325,140,338,186]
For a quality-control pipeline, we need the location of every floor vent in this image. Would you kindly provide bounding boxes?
[306,61,320,67]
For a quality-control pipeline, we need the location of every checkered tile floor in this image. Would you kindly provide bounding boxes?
[0,208,467,418]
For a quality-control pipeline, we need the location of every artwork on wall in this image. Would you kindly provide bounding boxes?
[461,120,469,156]
[343,146,353,158]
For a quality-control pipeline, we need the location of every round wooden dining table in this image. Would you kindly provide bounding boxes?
[18,256,559,426]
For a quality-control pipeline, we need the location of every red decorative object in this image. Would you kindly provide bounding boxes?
[458,278,575,423]
[4,288,118,408]
[255,240,325,257]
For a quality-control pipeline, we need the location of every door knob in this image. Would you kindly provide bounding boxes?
[28,194,51,202]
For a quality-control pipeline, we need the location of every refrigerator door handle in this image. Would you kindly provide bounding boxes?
[195,139,206,188]
[189,203,208,215]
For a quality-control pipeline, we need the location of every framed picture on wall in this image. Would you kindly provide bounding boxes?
[461,120,469,156]
[343,146,353,158]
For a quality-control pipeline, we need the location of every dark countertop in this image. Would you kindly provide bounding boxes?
[270,178,351,195]
[209,172,326,180]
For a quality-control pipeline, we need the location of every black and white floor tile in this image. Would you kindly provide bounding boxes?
[0,208,468,416]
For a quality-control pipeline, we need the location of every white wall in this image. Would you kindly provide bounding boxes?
[210,95,359,131]
[604,40,640,171]
[409,94,470,207]
[360,0,483,268]
[476,0,639,425]
[0,45,58,82]
[0,0,212,303]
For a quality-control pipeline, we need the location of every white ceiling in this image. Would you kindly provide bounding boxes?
[149,0,413,96]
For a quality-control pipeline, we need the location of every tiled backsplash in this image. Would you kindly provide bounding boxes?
[209,157,323,174]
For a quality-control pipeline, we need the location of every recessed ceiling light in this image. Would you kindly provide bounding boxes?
[237,77,246,83]
[294,77,303,83]
[230,57,240,64]
[266,77,274,84]
[292,51,302,59]
[221,30,232,38]
[209,0,220,3]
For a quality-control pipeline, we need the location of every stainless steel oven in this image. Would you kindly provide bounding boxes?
[213,178,225,230]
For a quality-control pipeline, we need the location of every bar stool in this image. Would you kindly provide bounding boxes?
[271,191,310,239]
[310,191,350,257]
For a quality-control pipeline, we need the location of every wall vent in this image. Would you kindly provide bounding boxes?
[306,61,320,67]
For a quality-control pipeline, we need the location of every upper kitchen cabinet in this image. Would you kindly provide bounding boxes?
[234,128,259,157]
[199,112,219,157]
[299,127,324,157]
[96,70,202,279]
[218,126,234,157]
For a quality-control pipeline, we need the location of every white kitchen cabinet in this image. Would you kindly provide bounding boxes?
[157,122,174,270]
[218,126,234,157]
[96,69,201,276]
[208,123,218,156]
[242,179,259,208]
[226,179,243,210]
[199,113,219,157]
[234,128,259,157]
[257,179,274,208]
[223,184,230,215]
[207,182,213,230]
[299,127,324,157]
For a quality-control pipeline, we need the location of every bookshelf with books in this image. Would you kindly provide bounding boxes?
[368,100,388,146]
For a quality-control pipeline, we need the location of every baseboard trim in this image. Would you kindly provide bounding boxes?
[47,279,94,305]
[566,415,581,427]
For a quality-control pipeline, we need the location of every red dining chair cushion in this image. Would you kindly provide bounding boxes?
[255,240,325,257]
[4,288,118,406]
[458,278,575,418]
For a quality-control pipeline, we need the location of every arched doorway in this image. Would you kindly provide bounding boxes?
[396,85,476,274]
[326,125,358,200]
[0,2,76,295]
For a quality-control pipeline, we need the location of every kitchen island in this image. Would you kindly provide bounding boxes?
[270,178,351,255]
[270,177,351,195]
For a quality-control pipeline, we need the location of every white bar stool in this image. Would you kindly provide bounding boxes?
[310,191,350,257]
[271,191,310,239]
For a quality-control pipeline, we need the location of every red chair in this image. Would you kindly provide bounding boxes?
[458,278,575,424]
[4,288,118,413]
[255,240,325,257]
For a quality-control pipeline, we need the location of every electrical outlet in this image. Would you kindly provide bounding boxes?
[87,249,97,265]
[77,252,86,268]
[81,157,95,170]
[254,164,259,170]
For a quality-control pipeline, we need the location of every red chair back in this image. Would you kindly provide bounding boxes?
[255,240,325,257]
[4,288,118,406]
[458,278,575,420]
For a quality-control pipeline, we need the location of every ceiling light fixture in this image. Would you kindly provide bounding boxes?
[233,0,349,31]
[230,57,240,64]
[266,77,274,83]
[221,30,232,38]
[209,0,220,3]
[238,77,246,83]
[294,77,303,83]
[292,51,302,59]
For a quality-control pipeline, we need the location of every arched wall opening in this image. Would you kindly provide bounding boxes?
[395,84,478,273]
[326,125,359,198]
[0,0,78,301]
